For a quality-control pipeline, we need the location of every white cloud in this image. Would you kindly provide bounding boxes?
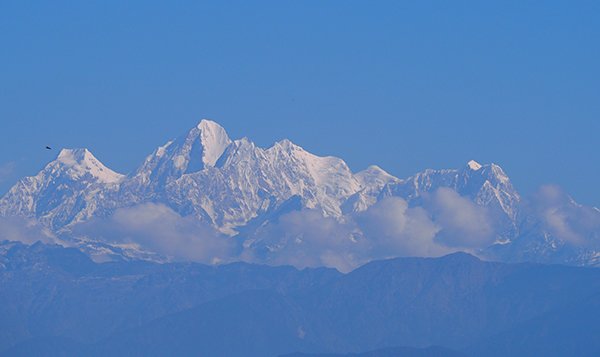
[73,203,234,264]
[356,197,446,259]
[424,188,496,249]
[242,209,364,272]
[0,216,58,245]
[242,191,500,272]
[4,183,596,270]
[530,185,600,247]
[0,187,515,271]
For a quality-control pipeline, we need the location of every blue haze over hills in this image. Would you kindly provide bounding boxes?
[0,242,599,356]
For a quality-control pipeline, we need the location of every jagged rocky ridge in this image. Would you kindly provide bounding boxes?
[0,120,599,268]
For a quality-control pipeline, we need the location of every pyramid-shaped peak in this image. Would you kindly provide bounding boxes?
[57,148,93,165]
[189,119,232,167]
[363,165,390,175]
[355,165,399,189]
[356,165,396,180]
[134,120,232,179]
[55,148,124,183]
[271,138,304,151]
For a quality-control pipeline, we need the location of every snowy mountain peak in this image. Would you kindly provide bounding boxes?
[356,165,399,187]
[56,148,124,184]
[269,139,305,154]
[133,120,232,182]
[1,120,598,270]
[190,119,232,168]
[214,137,259,168]
[360,165,392,176]
[467,160,482,171]
[488,163,510,182]
[57,148,90,163]
[196,118,220,130]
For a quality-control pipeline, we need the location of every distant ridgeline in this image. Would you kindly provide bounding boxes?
[0,120,599,271]
[0,241,599,357]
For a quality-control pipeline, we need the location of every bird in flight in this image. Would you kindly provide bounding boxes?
[45,146,52,150]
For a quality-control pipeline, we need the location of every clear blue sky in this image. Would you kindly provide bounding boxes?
[1,1,599,205]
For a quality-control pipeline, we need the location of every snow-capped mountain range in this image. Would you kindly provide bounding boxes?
[1,120,599,269]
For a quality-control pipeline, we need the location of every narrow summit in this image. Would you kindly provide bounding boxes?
[467,160,482,171]
[195,119,232,167]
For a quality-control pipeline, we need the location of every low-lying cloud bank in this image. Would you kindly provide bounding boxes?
[528,185,600,248]
[425,188,496,249]
[72,203,233,264]
[243,186,600,271]
[63,191,498,272]
[246,190,500,272]
[2,186,599,272]
[0,216,58,245]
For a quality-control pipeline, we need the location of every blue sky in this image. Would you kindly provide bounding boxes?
[1,1,599,205]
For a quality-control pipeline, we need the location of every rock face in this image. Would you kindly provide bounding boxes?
[0,119,599,267]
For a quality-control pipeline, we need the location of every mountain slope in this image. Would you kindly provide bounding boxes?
[0,148,123,229]
[0,120,599,268]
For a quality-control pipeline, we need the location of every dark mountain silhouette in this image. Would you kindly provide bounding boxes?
[1,241,599,356]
